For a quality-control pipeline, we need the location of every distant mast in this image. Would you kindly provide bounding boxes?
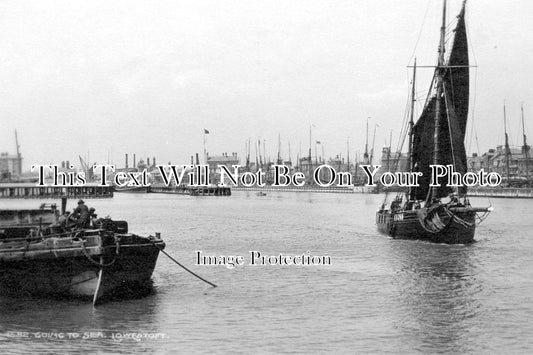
[364,117,369,164]
[288,141,291,165]
[308,126,312,183]
[370,124,377,165]
[277,133,282,165]
[504,103,511,184]
[15,129,22,176]
[387,130,392,171]
[246,138,251,172]
[346,137,350,175]
[522,105,529,183]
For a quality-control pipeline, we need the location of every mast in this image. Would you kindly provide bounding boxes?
[504,103,511,184]
[308,126,312,183]
[255,140,259,171]
[370,124,377,165]
[429,0,447,203]
[408,59,417,200]
[364,117,369,164]
[263,139,266,167]
[257,138,265,170]
[387,130,392,171]
[522,105,529,184]
[246,138,250,172]
[15,129,22,176]
[347,137,350,175]
[277,133,282,165]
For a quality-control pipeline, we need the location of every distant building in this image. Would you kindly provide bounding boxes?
[488,145,522,177]
[0,152,22,181]
[207,152,240,184]
[379,147,408,173]
[297,156,318,184]
[467,153,482,171]
[468,144,532,186]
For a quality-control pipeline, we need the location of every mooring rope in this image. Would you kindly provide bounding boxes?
[148,239,217,288]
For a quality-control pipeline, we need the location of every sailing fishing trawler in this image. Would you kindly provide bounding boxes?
[376,0,492,244]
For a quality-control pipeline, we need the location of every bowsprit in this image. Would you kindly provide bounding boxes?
[430,164,502,187]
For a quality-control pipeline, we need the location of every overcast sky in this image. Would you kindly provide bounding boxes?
[0,0,532,170]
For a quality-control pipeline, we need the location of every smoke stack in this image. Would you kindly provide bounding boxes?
[125,154,129,169]
[133,154,136,169]
[191,156,194,165]
[153,157,156,166]
[195,153,200,165]
[147,157,150,166]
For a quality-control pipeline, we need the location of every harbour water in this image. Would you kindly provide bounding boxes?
[0,192,532,353]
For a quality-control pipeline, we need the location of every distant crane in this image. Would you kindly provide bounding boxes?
[79,155,94,181]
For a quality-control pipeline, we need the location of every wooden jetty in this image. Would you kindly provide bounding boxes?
[0,183,113,199]
[149,185,231,196]
[232,185,375,194]
[0,183,114,214]
[468,187,533,199]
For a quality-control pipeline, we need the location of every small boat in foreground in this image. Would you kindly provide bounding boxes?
[0,203,165,305]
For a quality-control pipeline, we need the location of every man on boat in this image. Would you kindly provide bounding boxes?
[89,207,98,228]
[72,199,90,229]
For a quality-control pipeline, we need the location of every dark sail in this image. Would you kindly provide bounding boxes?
[411,5,469,201]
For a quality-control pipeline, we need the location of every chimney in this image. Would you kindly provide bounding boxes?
[125,154,129,169]
[147,157,150,166]
[133,154,136,168]
[153,157,156,166]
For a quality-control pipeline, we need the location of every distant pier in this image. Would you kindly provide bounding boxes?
[148,185,231,196]
[232,185,376,194]
[0,183,113,199]
[468,187,533,199]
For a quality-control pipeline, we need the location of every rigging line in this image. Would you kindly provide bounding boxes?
[384,79,412,203]
[464,3,477,66]
[469,67,480,155]
[407,0,432,66]
[397,77,411,155]
[472,69,481,154]
[465,5,481,159]
[395,68,413,155]
[443,85,458,185]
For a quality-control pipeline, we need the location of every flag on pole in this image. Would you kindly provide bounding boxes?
[204,129,210,134]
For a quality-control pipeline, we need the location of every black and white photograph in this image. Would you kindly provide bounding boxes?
[0,0,532,353]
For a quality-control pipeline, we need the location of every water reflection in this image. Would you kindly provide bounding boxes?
[388,241,482,353]
[0,288,164,354]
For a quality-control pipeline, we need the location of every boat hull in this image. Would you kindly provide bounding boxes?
[0,233,164,304]
[114,186,150,193]
[376,207,476,244]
